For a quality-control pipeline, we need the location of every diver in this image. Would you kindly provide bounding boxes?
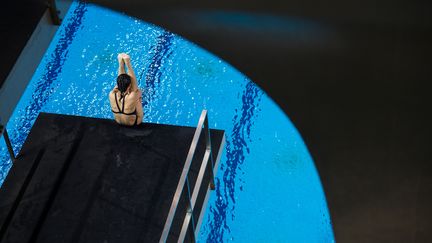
[109,53,144,126]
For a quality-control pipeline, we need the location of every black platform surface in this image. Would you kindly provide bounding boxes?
[0,112,225,243]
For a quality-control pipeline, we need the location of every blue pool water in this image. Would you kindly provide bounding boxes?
[0,2,334,242]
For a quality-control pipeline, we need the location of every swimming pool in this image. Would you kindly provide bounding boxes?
[0,2,334,242]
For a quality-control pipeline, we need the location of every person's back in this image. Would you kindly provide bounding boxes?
[109,53,143,126]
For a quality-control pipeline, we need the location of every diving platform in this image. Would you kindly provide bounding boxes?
[0,111,225,243]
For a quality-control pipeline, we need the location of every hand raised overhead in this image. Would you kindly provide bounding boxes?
[117,53,125,63]
[122,53,131,62]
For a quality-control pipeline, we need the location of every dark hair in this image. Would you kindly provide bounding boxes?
[116,73,131,100]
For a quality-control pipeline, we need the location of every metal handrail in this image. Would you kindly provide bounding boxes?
[159,110,215,243]
[177,149,211,242]
[3,128,16,161]
[47,0,62,25]
[193,132,225,240]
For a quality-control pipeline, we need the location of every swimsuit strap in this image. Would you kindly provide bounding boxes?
[121,93,125,113]
[112,91,138,117]
[114,92,121,112]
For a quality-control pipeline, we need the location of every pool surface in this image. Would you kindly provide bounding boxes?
[0,2,334,242]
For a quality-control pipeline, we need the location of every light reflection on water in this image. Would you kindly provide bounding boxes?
[0,2,334,242]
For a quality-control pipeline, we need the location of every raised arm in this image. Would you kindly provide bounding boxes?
[117,53,126,76]
[122,54,138,92]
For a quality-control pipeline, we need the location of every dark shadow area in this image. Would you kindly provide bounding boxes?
[0,0,46,88]
[1,0,432,242]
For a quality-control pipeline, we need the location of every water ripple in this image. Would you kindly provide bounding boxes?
[206,81,263,242]
[140,31,174,109]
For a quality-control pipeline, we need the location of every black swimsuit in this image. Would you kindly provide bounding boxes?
[111,92,139,126]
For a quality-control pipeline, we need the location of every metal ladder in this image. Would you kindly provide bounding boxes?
[159,109,216,243]
[1,126,16,161]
